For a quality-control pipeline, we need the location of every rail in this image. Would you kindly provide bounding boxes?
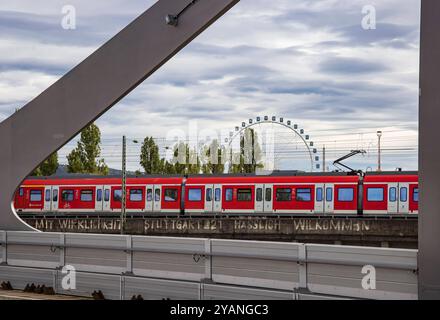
[17,212,419,220]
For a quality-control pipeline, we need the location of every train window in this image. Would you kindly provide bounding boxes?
[30,190,42,202]
[53,189,58,202]
[19,188,24,197]
[130,189,143,202]
[164,188,178,202]
[389,187,397,202]
[189,188,202,202]
[276,188,292,201]
[113,189,122,202]
[367,188,384,202]
[80,190,93,202]
[96,189,102,202]
[225,188,233,202]
[296,188,312,202]
[256,188,263,202]
[155,189,161,202]
[61,190,74,202]
[45,189,51,202]
[326,188,332,202]
[215,188,221,202]
[265,188,272,202]
[316,188,323,202]
[237,189,252,201]
[400,187,408,202]
[413,188,419,202]
[104,189,110,202]
[337,188,354,202]
[206,188,212,202]
[146,189,153,202]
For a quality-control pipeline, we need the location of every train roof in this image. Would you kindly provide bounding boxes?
[364,171,418,176]
[24,170,418,181]
[21,177,183,186]
[364,175,418,183]
[363,171,418,182]
[185,175,360,184]
[26,171,354,179]
[20,170,419,186]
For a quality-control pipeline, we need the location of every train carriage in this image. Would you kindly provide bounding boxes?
[184,174,359,215]
[13,172,419,216]
[363,173,418,214]
[14,186,46,212]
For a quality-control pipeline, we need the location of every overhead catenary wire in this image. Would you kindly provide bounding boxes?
[56,126,419,172]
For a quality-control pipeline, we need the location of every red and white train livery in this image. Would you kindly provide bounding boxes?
[13,172,419,215]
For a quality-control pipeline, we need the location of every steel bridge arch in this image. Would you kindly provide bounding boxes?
[0,0,239,230]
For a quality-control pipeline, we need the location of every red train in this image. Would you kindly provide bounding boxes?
[13,172,419,215]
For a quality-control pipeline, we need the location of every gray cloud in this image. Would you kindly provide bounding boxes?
[0,0,421,171]
[336,23,419,47]
[318,57,388,75]
[0,61,68,75]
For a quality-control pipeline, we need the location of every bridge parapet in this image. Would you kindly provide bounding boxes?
[0,231,418,300]
[22,216,418,248]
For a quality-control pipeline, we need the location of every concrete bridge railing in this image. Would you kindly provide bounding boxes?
[0,231,418,300]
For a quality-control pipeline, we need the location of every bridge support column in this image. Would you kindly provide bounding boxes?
[419,0,440,300]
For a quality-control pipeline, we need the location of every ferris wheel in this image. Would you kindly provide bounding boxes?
[224,116,320,172]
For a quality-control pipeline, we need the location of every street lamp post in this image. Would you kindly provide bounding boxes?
[377,131,382,172]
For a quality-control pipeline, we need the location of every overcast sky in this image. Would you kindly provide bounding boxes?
[0,0,420,172]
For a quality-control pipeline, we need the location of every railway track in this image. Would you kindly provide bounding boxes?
[18,212,419,220]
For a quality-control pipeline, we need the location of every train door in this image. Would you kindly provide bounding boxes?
[399,183,409,213]
[315,183,324,214]
[95,185,104,212]
[214,184,222,213]
[145,185,154,212]
[264,184,273,213]
[52,187,59,211]
[103,186,111,211]
[205,184,214,213]
[255,184,264,213]
[324,184,334,213]
[153,185,161,212]
[14,187,24,210]
[44,186,52,211]
[387,183,398,214]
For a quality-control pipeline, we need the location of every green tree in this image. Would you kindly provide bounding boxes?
[67,123,109,175]
[187,146,201,175]
[229,128,264,174]
[201,140,225,174]
[32,152,59,176]
[229,151,245,174]
[242,128,264,173]
[163,160,176,174]
[171,142,201,175]
[140,137,162,174]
